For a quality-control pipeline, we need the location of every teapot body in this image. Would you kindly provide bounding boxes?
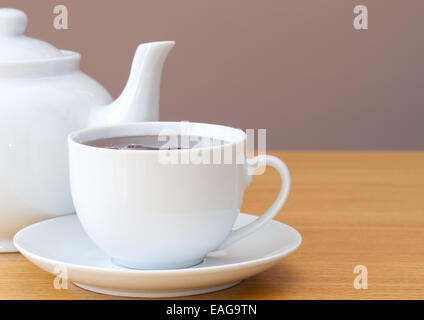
[0,8,175,252]
[0,65,112,251]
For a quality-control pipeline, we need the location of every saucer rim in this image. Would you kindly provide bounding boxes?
[13,213,302,275]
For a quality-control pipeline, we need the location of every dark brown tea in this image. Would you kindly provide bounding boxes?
[85,135,227,150]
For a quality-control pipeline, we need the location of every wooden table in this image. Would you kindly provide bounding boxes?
[1,152,423,299]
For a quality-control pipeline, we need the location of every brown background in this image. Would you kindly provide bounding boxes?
[3,0,423,149]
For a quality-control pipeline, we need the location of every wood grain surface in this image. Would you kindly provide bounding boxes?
[1,152,423,300]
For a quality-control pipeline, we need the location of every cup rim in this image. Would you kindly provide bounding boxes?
[68,121,246,153]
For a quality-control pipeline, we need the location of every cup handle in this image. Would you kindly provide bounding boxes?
[217,155,291,250]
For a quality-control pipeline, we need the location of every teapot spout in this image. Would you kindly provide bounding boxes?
[89,41,175,126]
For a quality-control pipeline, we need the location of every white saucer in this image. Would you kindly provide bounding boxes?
[14,213,302,298]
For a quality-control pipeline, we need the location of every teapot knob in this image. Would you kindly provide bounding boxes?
[0,8,27,36]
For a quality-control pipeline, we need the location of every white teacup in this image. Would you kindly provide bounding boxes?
[68,122,290,269]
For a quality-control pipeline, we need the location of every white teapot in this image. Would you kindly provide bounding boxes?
[0,8,175,251]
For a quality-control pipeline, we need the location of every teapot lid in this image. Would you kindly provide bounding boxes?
[0,8,63,62]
